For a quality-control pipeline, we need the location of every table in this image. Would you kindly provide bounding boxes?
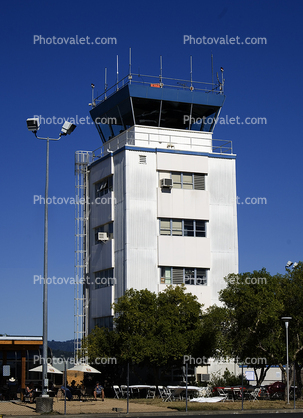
[128,385,151,398]
[166,386,200,401]
[214,386,254,401]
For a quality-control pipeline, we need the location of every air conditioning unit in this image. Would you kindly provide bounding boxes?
[161,178,173,188]
[98,232,108,241]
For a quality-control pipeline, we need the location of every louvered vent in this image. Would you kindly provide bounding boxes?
[139,155,147,164]
[194,174,205,190]
[173,268,183,284]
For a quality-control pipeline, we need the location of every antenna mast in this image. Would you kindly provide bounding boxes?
[116,55,119,91]
[211,53,214,88]
[190,55,193,90]
[160,55,163,85]
[105,67,108,99]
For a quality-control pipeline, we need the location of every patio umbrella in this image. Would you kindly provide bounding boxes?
[67,363,101,373]
[29,364,63,374]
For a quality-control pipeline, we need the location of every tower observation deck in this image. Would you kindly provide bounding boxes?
[90,72,225,144]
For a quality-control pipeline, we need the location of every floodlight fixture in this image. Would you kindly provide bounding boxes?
[61,121,76,136]
[293,262,299,268]
[27,118,40,133]
[281,316,292,324]
[91,83,95,88]
[286,261,293,268]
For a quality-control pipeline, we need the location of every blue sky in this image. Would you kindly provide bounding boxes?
[1,0,302,341]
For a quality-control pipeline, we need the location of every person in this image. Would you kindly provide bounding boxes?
[25,382,35,403]
[70,380,81,400]
[61,382,72,401]
[8,377,18,400]
[94,382,104,401]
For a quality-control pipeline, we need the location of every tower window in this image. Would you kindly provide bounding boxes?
[159,219,206,237]
[95,176,113,198]
[160,172,206,190]
[160,267,207,285]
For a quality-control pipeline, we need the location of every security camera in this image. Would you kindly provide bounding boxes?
[27,118,40,133]
[61,121,76,136]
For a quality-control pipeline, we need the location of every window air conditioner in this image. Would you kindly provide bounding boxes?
[98,232,108,241]
[161,178,173,188]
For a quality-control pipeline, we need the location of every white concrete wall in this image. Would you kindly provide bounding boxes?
[158,236,211,268]
[158,189,209,220]
[124,150,158,293]
[87,125,238,331]
[197,361,282,386]
[208,157,238,305]
[106,125,213,154]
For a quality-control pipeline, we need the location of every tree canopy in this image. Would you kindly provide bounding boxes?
[204,264,303,386]
[81,263,303,389]
[81,285,213,383]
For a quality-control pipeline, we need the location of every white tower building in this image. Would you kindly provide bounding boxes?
[76,71,238,337]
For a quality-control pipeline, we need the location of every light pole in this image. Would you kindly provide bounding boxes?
[281,316,292,404]
[27,118,76,396]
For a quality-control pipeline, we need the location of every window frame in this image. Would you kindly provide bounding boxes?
[159,219,207,237]
[160,267,208,286]
[167,172,205,190]
[95,176,113,199]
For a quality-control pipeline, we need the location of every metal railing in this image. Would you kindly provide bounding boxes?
[91,128,233,163]
[92,73,223,107]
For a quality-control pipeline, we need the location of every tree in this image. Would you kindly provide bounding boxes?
[204,264,303,390]
[114,285,205,382]
[82,285,214,384]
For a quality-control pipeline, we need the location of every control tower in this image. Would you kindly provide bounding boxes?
[78,67,238,335]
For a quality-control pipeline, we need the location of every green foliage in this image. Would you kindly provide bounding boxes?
[82,285,213,378]
[114,285,203,367]
[204,264,303,386]
[209,369,249,387]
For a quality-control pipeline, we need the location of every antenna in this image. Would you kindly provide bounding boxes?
[128,47,132,84]
[220,67,224,92]
[129,48,131,76]
[211,53,214,88]
[116,55,119,91]
[160,55,163,85]
[91,83,95,107]
[104,67,108,99]
[190,56,193,91]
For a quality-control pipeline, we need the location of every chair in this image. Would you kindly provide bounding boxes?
[164,387,180,402]
[249,387,260,401]
[217,388,228,402]
[80,386,92,401]
[232,388,242,401]
[120,385,128,398]
[130,386,140,398]
[158,386,165,400]
[113,385,121,399]
[146,386,156,399]
[164,387,173,402]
